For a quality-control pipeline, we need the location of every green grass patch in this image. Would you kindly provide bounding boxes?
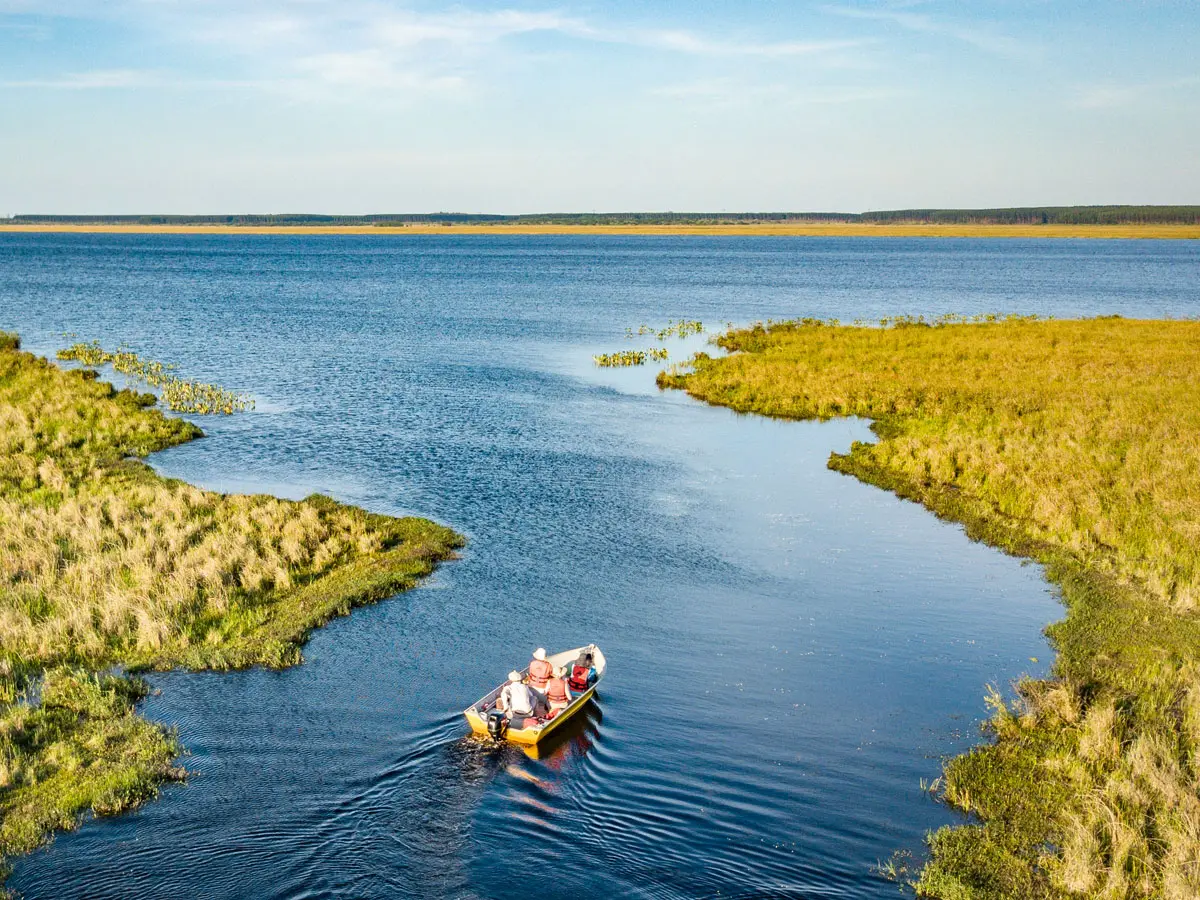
[0,338,462,881]
[659,316,1200,898]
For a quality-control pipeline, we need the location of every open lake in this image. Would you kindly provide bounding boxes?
[2,235,1198,898]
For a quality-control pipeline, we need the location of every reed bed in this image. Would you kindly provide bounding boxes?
[58,340,254,414]
[0,333,461,877]
[659,316,1200,899]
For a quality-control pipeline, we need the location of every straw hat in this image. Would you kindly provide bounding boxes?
[533,648,546,661]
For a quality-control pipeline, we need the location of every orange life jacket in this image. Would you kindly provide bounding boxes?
[546,677,569,704]
[529,658,553,688]
[568,664,592,692]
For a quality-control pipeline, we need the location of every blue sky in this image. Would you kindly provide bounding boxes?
[1,1,1197,213]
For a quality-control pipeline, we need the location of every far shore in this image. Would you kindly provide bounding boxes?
[2,223,1199,239]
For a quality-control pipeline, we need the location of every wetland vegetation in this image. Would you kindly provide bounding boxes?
[659,316,1200,899]
[625,320,705,341]
[593,350,650,367]
[57,340,254,414]
[0,333,462,881]
[594,320,703,367]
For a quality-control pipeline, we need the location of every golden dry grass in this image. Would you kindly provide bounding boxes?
[1,223,1198,238]
[660,316,1200,899]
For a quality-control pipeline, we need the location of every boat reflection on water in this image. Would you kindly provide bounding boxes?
[520,701,602,763]
[456,699,603,786]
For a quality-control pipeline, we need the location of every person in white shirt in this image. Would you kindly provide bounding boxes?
[498,671,545,721]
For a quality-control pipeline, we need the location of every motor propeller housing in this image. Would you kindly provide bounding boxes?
[486,709,508,740]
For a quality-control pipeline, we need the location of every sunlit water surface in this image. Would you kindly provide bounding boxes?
[2,235,1197,898]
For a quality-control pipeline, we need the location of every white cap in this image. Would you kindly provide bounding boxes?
[533,648,546,661]
[508,671,522,682]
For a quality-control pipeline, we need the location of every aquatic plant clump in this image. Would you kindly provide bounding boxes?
[659,316,1200,899]
[593,350,647,367]
[0,338,462,879]
[57,341,254,414]
[625,319,704,340]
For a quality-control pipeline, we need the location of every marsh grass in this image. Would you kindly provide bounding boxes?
[0,670,183,863]
[58,340,254,414]
[0,336,462,877]
[659,316,1200,899]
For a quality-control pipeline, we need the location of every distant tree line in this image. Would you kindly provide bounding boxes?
[857,206,1200,225]
[5,206,1199,226]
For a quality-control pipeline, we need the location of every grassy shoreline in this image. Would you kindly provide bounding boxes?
[0,334,462,881]
[658,317,1200,899]
[2,223,1199,239]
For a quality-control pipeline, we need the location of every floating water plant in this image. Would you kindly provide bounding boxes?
[602,320,692,366]
[57,341,254,414]
[625,319,704,340]
[593,350,647,367]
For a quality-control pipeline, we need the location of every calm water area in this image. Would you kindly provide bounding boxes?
[2,235,1198,898]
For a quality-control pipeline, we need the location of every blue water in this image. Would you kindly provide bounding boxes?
[1,235,1197,899]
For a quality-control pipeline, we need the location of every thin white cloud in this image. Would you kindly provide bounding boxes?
[292,50,467,93]
[623,29,864,58]
[2,68,156,88]
[651,77,901,106]
[821,4,1033,59]
[0,68,265,89]
[167,4,863,61]
[1073,75,1200,110]
[1,1,873,100]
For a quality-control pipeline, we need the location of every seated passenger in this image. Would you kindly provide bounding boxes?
[568,649,597,692]
[545,666,572,716]
[499,671,545,721]
[528,647,553,694]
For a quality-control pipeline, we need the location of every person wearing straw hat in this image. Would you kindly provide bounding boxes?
[498,671,543,720]
[527,647,553,695]
[545,665,573,717]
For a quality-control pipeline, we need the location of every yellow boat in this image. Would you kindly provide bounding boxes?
[463,644,606,746]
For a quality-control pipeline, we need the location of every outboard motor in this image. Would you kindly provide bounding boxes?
[486,709,508,741]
